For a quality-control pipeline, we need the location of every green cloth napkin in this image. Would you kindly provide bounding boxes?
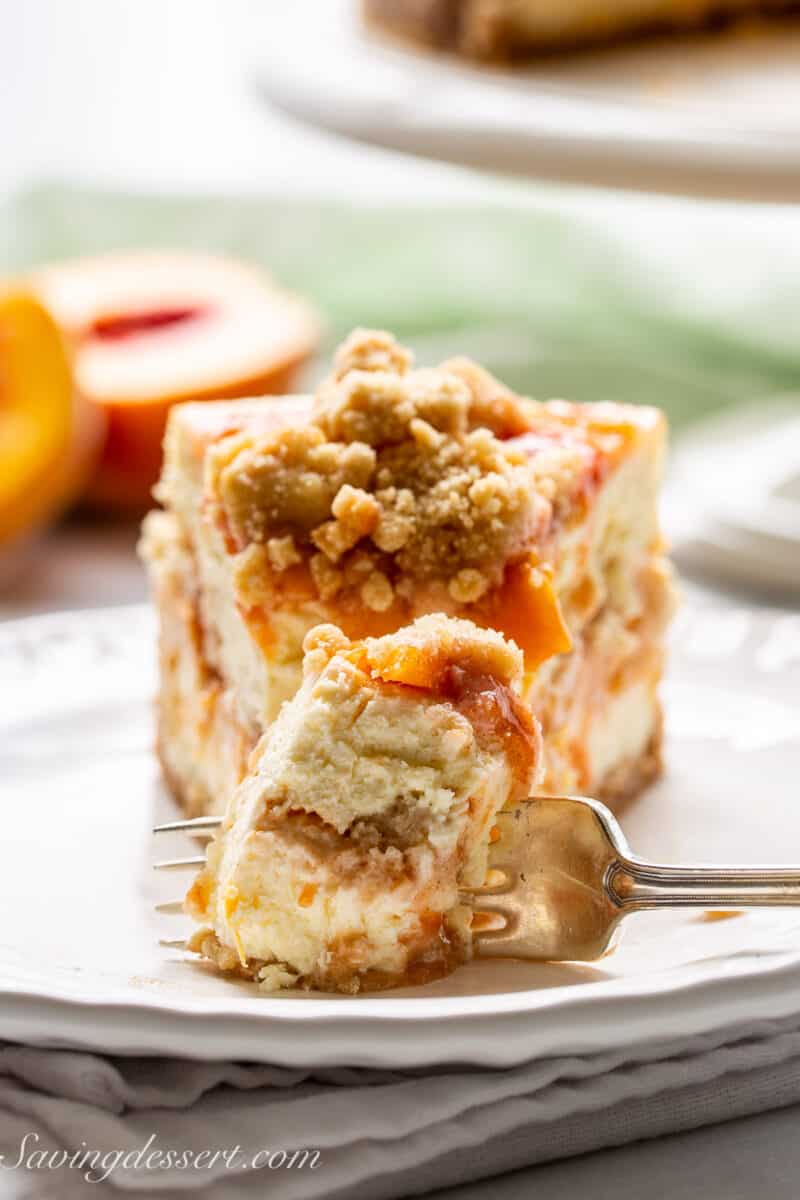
[3,185,799,429]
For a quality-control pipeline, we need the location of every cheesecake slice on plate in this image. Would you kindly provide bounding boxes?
[141,328,675,818]
[185,614,541,993]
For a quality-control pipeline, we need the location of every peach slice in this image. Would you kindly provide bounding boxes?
[31,252,320,512]
[365,640,439,691]
[480,561,573,673]
[0,287,103,548]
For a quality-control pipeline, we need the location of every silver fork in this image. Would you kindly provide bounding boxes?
[154,796,800,961]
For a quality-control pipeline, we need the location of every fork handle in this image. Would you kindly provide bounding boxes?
[609,857,800,911]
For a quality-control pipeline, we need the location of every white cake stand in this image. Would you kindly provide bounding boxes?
[253,0,800,201]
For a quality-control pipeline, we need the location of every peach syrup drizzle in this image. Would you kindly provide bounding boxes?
[438,666,539,803]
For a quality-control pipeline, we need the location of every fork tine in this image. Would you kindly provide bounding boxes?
[159,938,189,950]
[154,856,206,871]
[153,817,222,834]
[470,904,518,942]
[459,867,515,904]
[154,900,186,914]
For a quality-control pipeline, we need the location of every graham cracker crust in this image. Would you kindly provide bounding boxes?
[187,925,465,995]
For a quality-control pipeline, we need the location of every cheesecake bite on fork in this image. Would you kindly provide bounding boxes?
[164,615,542,993]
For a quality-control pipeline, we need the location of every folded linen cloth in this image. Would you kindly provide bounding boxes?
[2,1015,800,1199]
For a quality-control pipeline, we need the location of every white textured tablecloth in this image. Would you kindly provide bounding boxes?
[2,1014,800,1198]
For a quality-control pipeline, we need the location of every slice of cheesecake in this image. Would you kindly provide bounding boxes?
[141,328,675,818]
[363,0,797,57]
[185,615,541,993]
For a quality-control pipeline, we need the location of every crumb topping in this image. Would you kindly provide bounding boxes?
[441,357,535,439]
[332,326,413,380]
[359,612,525,694]
[312,483,380,563]
[302,623,351,677]
[208,330,555,612]
[265,534,301,572]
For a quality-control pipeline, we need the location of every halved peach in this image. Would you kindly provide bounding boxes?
[0,288,103,548]
[31,252,320,512]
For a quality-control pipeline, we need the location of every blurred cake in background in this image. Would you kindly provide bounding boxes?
[31,252,320,512]
[141,328,675,818]
[363,0,799,56]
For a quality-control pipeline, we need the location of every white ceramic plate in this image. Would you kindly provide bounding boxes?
[253,0,800,200]
[1,600,800,1068]
[666,403,800,596]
